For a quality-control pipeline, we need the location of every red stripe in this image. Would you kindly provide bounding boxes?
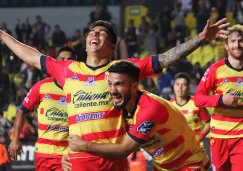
[181,110,198,114]
[216,76,243,84]
[180,161,203,170]
[37,138,68,146]
[38,123,68,131]
[81,128,126,141]
[66,72,106,82]
[66,93,71,103]
[212,114,243,123]
[68,109,122,125]
[157,128,171,136]
[40,93,66,101]
[35,152,63,158]
[193,128,201,134]
[211,128,243,135]
[158,151,192,169]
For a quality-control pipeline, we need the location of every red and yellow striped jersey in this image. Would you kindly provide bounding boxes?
[20,77,68,157]
[40,55,161,159]
[195,58,243,138]
[125,91,209,171]
[170,96,210,135]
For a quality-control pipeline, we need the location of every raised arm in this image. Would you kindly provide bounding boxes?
[158,18,230,68]
[0,30,42,69]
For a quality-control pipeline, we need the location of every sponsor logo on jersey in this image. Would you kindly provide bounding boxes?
[223,78,230,83]
[46,107,68,122]
[137,121,155,134]
[150,148,164,157]
[76,112,104,122]
[48,125,68,132]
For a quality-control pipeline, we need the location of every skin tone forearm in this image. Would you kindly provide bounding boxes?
[0,30,41,69]
[159,35,201,68]
[12,110,26,140]
[68,134,140,158]
[8,109,26,160]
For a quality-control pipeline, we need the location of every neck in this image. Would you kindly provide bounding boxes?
[86,53,110,67]
[125,91,138,113]
[176,96,187,105]
[228,55,243,69]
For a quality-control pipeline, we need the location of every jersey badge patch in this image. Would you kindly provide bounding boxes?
[137,121,155,134]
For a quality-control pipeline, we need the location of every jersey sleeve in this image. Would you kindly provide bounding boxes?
[194,66,221,107]
[40,55,73,86]
[124,55,162,80]
[20,81,41,113]
[198,107,210,122]
[128,102,169,144]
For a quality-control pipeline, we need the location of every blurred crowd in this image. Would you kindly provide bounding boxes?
[0,0,242,169]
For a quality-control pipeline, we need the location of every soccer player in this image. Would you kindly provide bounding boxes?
[170,72,210,143]
[8,46,77,171]
[0,19,228,171]
[194,25,243,171]
[67,61,210,171]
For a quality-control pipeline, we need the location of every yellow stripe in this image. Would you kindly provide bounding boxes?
[40,82,65,95]
[35,143,68,155]
[38,130,68,141]
[210,133,243,139]
[217,65,243,78]
[211,118,243,131]
[69,116,124,135]
[214,108,243,117]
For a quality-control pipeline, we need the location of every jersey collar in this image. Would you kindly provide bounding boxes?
[225,58,243,72]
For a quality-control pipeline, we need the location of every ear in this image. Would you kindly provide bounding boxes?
[224,44,228,51]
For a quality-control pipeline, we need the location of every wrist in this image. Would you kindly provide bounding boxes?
[198,32,206,42]
[199,132,207,141]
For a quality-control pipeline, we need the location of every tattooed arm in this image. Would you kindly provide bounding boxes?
[159,18,230,68]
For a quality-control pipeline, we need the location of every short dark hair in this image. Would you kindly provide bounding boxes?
[108,61,140,82]
[55,46,77,60]
[174,72,190,86]
[89,20,117,45]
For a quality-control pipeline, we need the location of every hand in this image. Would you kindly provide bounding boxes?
[8,138,23,160]
[222,91,239,106]
[62,153,72,171]
[200,18,230,41]
[68,134,87,152]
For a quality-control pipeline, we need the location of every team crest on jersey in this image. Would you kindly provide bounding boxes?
[204,69,209,75]
[71,74,79,80]
[137,121,155,134]
[84,77,97,86]
[236,78,243,86]
[44,94,52,99]
[58,96,67,106]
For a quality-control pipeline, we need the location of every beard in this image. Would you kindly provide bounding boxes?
[112,90,131,110]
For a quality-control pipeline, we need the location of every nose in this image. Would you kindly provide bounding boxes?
[109,85,118,94]
[92,31,99,38]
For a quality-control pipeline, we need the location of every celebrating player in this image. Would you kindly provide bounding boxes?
[0,19,228,170]
[170,72,210,143]
[194,25,243,170]
[67,61,210,171]
[8,46,77,171]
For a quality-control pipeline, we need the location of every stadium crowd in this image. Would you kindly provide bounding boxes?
[0,0,243,170]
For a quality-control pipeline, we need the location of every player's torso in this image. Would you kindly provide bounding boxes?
[63,61,125,144]
[210,60,243,138]
[125,92,204,170]
[36,80,68,156]
[213,63,243,117]
[171,97,203,134]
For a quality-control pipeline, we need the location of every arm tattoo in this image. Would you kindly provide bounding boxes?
[158,35,201,68]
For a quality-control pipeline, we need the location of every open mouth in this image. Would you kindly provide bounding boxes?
[90,40,99,45]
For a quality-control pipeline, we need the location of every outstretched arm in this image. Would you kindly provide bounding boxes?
[159,18,230,68]
[68,134,140,158]
[0,30,41,69]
